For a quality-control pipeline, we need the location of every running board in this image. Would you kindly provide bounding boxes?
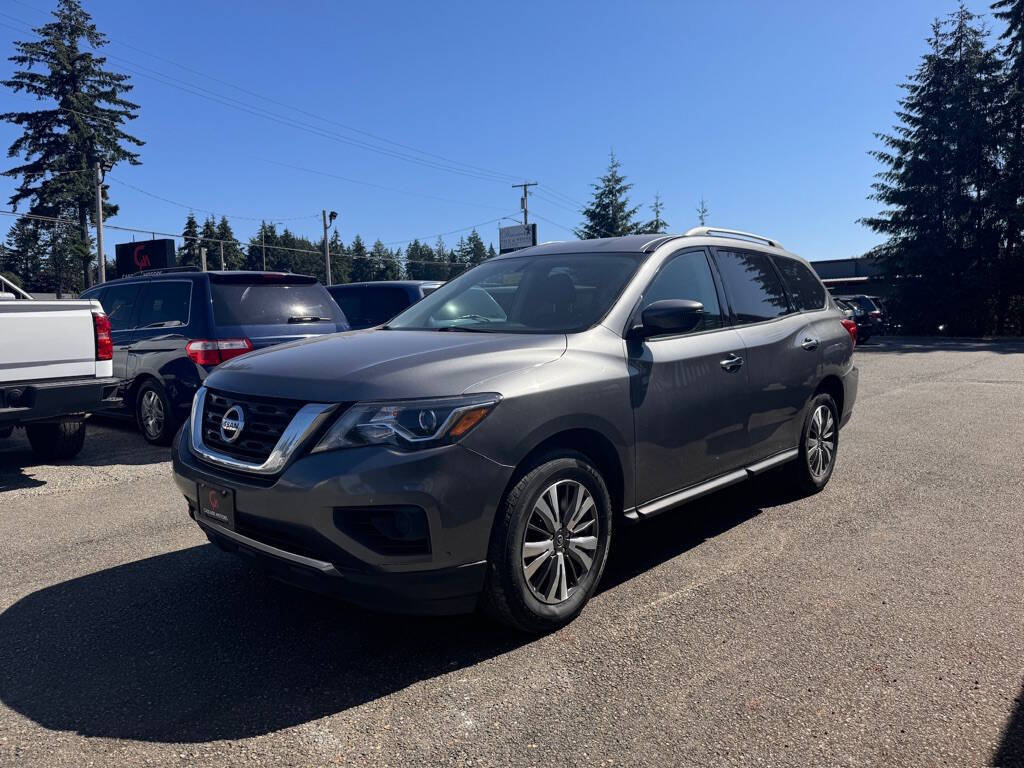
[628,448,799,521]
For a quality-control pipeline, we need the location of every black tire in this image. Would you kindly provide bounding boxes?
[787,392,840,495]
[481,451,613,634]
[136,380,176,446]
[25,419,86,461]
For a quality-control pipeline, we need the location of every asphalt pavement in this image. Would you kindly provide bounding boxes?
[1,339,1022,767]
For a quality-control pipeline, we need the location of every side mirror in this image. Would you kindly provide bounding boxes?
[636,299,705,337]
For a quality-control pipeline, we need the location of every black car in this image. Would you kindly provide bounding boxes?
[80,268,347,444]
[833,298,872,343]
[835,294,886,338]
[326,280,443,330]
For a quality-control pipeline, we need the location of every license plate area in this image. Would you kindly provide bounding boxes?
[197,482,235,530]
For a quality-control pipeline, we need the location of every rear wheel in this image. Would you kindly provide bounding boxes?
[25,419,86,460]
[787,393,839,495]
[136,381,176,446]
[481,452,613,633]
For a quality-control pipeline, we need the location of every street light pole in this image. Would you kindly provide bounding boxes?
[94,161,105,283]
[323,210,338,285]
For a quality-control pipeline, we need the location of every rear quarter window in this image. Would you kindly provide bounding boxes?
[771,256,826,311]
[713,250,791,324]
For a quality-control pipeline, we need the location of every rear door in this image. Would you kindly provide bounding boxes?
[631,248,750,504]
[208,274,347,349]
[712,249,819,463]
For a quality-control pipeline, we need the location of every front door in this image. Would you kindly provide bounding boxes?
[630,248,750,506]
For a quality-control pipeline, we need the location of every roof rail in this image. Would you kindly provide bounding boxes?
[128,266,202,277]
[684,227,783,249]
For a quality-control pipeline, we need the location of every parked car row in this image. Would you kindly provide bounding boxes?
[833,294,887,342]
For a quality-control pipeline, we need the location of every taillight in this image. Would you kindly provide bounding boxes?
[186,338,253,366]
[93,312,113,361]
[840,318,858,348]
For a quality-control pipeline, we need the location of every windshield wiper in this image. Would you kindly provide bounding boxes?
[288,315,329,323]
[141,320,184,329]
[435,325,497,333]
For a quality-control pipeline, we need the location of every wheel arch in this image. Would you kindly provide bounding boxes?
[815,374,844,420]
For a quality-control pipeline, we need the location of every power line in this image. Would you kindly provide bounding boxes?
[106,176,319,222]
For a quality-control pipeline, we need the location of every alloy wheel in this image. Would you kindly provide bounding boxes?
[806,404,836,479]
[140,390,165,439]
[521,479,599,605]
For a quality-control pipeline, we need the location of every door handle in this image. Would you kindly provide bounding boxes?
[719,353,744,372]
[801,337,819,351]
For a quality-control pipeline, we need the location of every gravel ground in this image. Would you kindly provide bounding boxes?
[1,339,1022,767]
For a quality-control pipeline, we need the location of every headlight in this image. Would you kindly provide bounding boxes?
[311,393,501,453]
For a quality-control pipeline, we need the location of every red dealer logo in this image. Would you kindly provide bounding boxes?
[207,489,220,511]
[133,245,151,269]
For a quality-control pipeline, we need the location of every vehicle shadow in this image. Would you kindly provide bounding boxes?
[995,682,1024,768]
[857,337,1024,355]
[0,476,777,744]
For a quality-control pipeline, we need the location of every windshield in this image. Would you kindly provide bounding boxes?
[386,253,643,333]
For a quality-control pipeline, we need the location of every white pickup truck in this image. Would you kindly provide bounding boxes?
[0,274,120,459]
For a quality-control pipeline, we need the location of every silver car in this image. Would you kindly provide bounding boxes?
[172,228,859,632]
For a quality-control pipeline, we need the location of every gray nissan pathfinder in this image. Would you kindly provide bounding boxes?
[171,228,859,632]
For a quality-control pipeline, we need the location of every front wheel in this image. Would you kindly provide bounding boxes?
[787,393,839,495]
[26,419,87,460]
[481,452,613,633]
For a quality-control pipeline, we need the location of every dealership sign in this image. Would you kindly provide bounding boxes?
[115,239,176,277]
[499,223,537,254]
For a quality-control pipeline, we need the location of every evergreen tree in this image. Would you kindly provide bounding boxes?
[993,0,1024,332]
[246,221,278,270]
[640,193,669,233]
[862,9,1003,334]
[696,196,709,226]
[448,235,471,279]
[369,239,401,280]
[466,229,488,265]
[348,235,372,282]
[2,0,143,288]
[179,213,200,266]
[4,216,44,289]
[198,216,217,269]
[214,216,244,270]
[328,230,349,283]
[486,243,497,260]
[575,151,640,239]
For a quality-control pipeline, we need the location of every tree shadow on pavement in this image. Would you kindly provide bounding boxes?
[995,683,1024,768]
[857,337,1024,355]
[0,475,780,744]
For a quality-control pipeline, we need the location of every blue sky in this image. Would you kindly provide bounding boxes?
[0,0,999,262]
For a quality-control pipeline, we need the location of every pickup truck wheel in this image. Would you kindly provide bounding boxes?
[25,420,87,461]
[788,393,839,495]
[481,451,613,634]
[136,381,175,446]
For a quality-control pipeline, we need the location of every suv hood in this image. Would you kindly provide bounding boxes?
[203,329,567,402]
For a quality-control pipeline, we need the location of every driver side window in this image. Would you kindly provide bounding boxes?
[640,250,724,333]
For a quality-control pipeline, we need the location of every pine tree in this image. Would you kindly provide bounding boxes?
[198,216,217,269]
[179,213,200,266]
[448,235,471,279]
[575,151,640,239]
[993,0,1024,332]
[696,196,709,226]
[486,243,497,260]
[2,0,143,288]
[215,216,243,270]
[328,230,349,283]
[369,239,401,280]
[640,194,669,233]
[862,9,1003,334]
[348,235,372,282]
[466,229,488,265]
[4,216,44,289]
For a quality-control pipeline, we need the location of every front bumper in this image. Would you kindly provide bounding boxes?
[171,426,513,615]
[0,376,121,427]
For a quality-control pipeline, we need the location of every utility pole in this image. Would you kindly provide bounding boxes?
[322,210,338,285]
[261,228,266,271]
[512,181,538,226]
[94,161,105,283]
[219,241,225,270]
[200,247,207,272]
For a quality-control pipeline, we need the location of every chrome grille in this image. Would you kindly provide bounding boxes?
[202,389,306,464]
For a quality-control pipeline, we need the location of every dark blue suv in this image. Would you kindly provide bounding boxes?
[80,268,347,444]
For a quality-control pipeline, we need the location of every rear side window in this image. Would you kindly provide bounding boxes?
[713,250,791,324]
[330,285,412,329]
[640,250,724,332]
[771,256,826,311]
[100,283,141,331]
[136,281,192,328]
[211,282,341,327]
